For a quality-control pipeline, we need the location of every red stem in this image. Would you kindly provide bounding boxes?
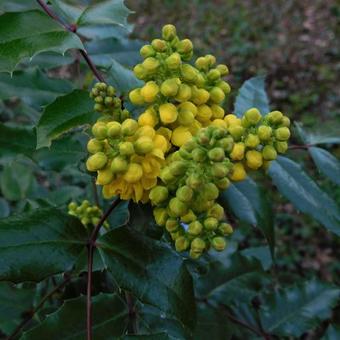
[36,0,105,83]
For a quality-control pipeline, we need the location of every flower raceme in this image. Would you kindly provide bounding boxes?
[84,24,291,258]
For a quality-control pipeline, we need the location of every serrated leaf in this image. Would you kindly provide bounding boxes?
[268,156,340,236]
[97,227,196,330]
[36,89,96,149]
[0,282,35,335]
[220,178,275,258]
[107,58,143,94]
[46,186,83,206]
[323,324,340,340]
[34,135,85,171]
[196,253,268,305]
[106,200,130,229]
[295,122,340,145]
[0,10,83,73]
[309,147,340,185]
[241,246,272,271]
[0,68,73,107]
[77,0,132,28]
[0,208,87,282]
[0,123,36,158]
[22,293,128,339]
[260,279,340,337]
[49,0,83,23]
[0,161,34,201]
[0,0,39,11]
[234,76,269,117]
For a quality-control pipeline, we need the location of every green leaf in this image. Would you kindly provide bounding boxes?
[36,89,96,149]
[97,227,196,329]
[22,293,128,339]
[241,246,272,271]
[34,135,86,171]
[49,0,83,23]
[268,156,340,236]
[323,324,340,340]
[107,58,143,94]
[0,208,87,282]
[77,0,132,28]
[123,333,170,339]
[0,282,35,335]
[0,198,10,218]
[0,68,73,107]
[0,123,36,158]
[0,161,34,201]
[46,186,83,206]
[309,147,340,185]
[295,122,340,145]
[0,0,39,11]
[220,178,275,257]
[106,200,130,229]
[196,253,268,305]
[234,76,270,116]
[259,279,340,337]
[0,10,83,73]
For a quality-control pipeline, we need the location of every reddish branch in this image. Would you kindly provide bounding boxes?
[8,275,71,340]
[36,0,105,83]
[86,198,122,340]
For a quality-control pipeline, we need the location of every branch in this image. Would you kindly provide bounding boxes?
[289,144,313,150]
[86,198,122,340]
[36,0,105,83]
[8,275,71,340]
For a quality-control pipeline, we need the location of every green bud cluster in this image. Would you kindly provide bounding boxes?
[90,82,130,122]
[68,200,109,228]
[150,126,235,258]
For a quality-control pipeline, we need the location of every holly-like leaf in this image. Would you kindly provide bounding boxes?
[220,178,275,258]
[295,122,340,145]
[0,10,83,73]
[36,89,96,149]
[234,76,270,116]
[97,227,196,330]
[259,279,340,337]
[0,123,36,158]
[323,324,340,340]
[309,147,340,186]
[0,0,39,11]
[0,68,73,108]
[22,293,128,339]
[123,334,170,339]
[77,0,132,29]
[268,156,340,236]
[0,208,87,282]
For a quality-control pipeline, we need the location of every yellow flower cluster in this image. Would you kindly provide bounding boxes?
[128,24,231,148]
[68,200,109,228]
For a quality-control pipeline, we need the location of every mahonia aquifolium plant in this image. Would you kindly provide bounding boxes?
[85,24,291,258]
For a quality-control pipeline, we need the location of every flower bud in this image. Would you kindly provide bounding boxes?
[121,119,138,136]
[215,177,230,190]
[245,134,260,148]
[142,57,160,73]
[257,125,272,141]
[176,185,193,202]
[188,221,203,236]
[160,167,175,184]
[275,141,288,154]
[106,122,121,138]
[171,126,192,147]
[195,56,209,71]
[129,88,144,105]
[119,141,135,156]
[149,186,168,205]
[246,150,263,170]
[217,137,234,152]
[217,80,231,94]
[211,104,225,119]
[151,38,167,52]
[228,125,245,141]
[177,39,193,54]
[68,201,77,211]
[141,81,159,103]
[140,44,155,58]
[162,24,177,41]
[86,152,108,171]
[169,197,188,217]
[133,64,147,79]
[205,54,216,67]
[262,145,277,161]
[207,69,221,81]
[178,109,195,126]
[216,64,229,76]
[92,122,107,140]
[175,237,189,252]
[160,78,180,97]
[87,139,103,154]
[281,116,291,127]
[159,103,178,124]
[211,237,226,251]
[204,217,218,230]
[211,163,229,178]
[138,110,158,127]
[202,183,219,200]
[111,156,128,173]
[169,160,188,176]
[196,104,212,122]
[154,207,168,226]
[165,218,179,232]
[181,210,196,223]
[192,148,206,162]
[208,203,224,220]
[224,114,241,127]
[181,64,198,82]
[165,52,181,69]
[267,110,283,124]
[245,108,262,125]
[230,143,245,161]
[191,238,206,252]
[97,167,114,185]
[124,163,143,183]
[192,88,210,105]
[219,222,233,235]
[275,127,291,141]
[175,84,192,102]
[229,162,246,181]
[178,101,198,116]
[209,87,225,104]
[186,174,202,189]
[134,136,154,154]
[208,147,225,161]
